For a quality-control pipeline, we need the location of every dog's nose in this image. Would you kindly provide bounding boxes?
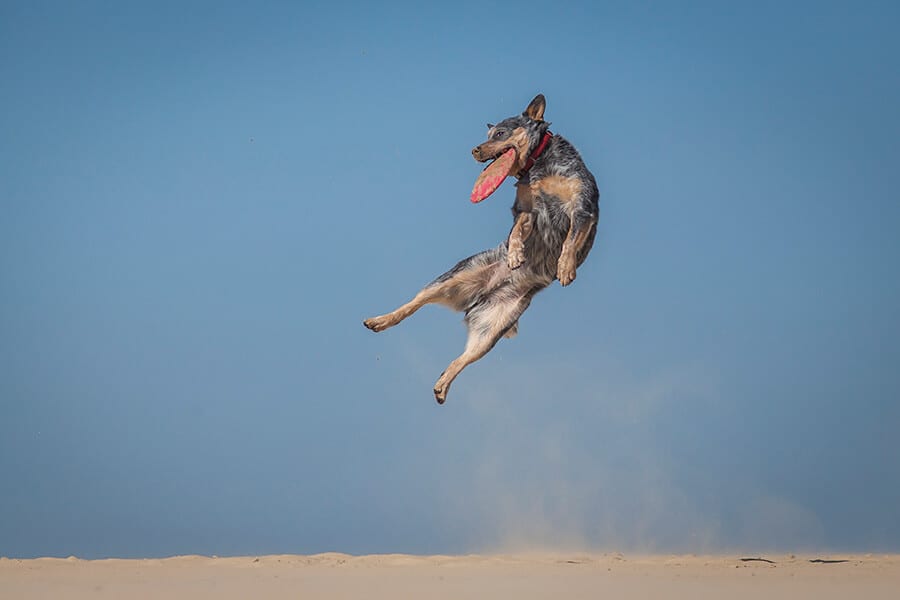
[472,147,482,159]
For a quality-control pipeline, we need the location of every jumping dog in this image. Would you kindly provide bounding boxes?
[364,94,599,404]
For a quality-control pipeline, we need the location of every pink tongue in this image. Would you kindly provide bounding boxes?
[470,148,516,203]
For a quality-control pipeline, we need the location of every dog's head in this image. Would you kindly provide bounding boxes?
[471,94,551,175]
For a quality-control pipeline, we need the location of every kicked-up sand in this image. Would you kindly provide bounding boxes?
[2,552,898,599]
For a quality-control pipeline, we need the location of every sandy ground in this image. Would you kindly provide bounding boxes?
[2,553,898,599]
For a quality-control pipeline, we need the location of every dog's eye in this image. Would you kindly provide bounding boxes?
[493,130,506,140]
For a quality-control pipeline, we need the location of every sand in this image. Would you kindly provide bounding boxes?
[2,553,898,599]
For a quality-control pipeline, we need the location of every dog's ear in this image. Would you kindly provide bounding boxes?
[523,94,546,121]
[486,123,494,128]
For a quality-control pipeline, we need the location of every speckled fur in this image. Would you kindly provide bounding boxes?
[364,94,599,404]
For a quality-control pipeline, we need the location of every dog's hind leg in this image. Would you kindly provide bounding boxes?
[433,289,534,404]
[363,286,441,333]
[503,320,519,338]
[363,248,504,333]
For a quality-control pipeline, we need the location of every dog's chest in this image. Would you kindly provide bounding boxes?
[532,200,568,249]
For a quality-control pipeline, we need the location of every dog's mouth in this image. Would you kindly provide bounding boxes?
[470,147,518,203]
[482,146,518,168]
[477,145,516,163]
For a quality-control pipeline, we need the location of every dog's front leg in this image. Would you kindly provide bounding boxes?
[507,211,533,270]
[507,184,535,270]
[557,212,596,286]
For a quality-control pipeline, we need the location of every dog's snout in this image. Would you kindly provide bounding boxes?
[472,146,481,159]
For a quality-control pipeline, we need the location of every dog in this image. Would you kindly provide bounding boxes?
[364,94,599,404]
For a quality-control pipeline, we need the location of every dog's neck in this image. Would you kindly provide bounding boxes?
[520,131,553,176]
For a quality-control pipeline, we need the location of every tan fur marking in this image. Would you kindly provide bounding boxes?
[532,175,583,205]
[506,128,531,173]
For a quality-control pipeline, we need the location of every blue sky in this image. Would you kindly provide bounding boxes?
[1,1,899,558]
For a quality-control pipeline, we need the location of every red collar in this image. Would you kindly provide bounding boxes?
[521,131,553,174]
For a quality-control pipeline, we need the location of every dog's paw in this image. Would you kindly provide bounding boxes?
[433,385,448,405]
[507,242,526,270]
[433,372,451,405]
[363,315,393,332]
[557,256,577,286]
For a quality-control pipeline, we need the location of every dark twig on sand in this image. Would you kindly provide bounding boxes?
[809,559,849,564]
[739,557,776,564]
